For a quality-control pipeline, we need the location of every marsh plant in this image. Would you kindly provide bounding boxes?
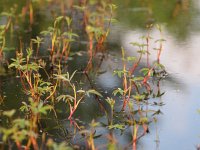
[73,1,117,72]
[0,1,167,150]
[111,24,166,149]
[0,48,102,149]
[0,6,16,57]
[40,15,78,62]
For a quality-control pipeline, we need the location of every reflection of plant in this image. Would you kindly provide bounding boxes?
[47,138,72,150]
[111,25,166,149]
[80,120,100,150]
[154,24,166,65]
[115,0,193,40]
[113,25,166,110]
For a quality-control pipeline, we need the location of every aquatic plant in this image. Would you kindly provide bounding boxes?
[111,24,166,149]
[0,6,16,57]
[73,1,117,72]
[40,15,78,62]
[31,36,44,57]
[0,1,168,150]
[55,68,102,120]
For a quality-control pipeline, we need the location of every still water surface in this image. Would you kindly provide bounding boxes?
[103,0,200,149]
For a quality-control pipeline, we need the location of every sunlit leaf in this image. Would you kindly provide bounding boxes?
[3,109,16,117]
[87,89,103,97]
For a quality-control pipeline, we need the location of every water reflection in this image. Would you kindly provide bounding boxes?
[103,0,200,149]
[114,0,199,41]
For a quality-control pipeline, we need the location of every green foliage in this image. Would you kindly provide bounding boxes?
[0,1,167,149]
[106,97,115,110]
[86,89,103,97]
[132,94,146,101]
[0,110,30,142]
[140,68,151,76]
[3,109,16,117]
[108,124,125,130]
[47,139,73,150]
[113,88,124,96]
[113,70,128,78]
[20,98,53,115]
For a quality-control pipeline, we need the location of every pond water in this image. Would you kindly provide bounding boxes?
[108,0,200,149]
[1,0,200,150]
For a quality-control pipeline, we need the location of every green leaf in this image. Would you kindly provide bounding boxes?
[137,50,147,54]
[54,16,64,27]
[2,47,15,52]
[69,70,77,81]
[108,124,125,130]
[127,56,136,62]
[13,119,30,128]
[132,94,145,101]
[3,109,16,117]
[65,16,72,27]
[140,68,150,76]
[130,42,147,47]
[106,97,115,109]
[39,105,53,115]
[131,77,144,82]
[56,95,75,102]
[77,90,86,94]
[87,89,103,97]
[113,88,123,96]
[73,5,86,11]
[139,117,148,124]
[108,4,117,12]
[155,38,166,43]
[89,120,100,127]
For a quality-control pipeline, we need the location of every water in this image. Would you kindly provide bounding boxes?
[107,0,200,149]
[1,0,200,149]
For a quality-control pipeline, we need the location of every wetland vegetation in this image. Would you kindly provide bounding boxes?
[0,0,200,150]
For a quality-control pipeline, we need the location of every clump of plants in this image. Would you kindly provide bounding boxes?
[110,24,166,149]
[0,1,167,150]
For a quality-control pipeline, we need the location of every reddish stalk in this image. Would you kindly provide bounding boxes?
[84,34,93,72]
[156,25,164,64]
[121,48,129,111]
[60,0,65,16]
[0,16,12,56]
[129,53,142,75]
[60,40,69,62]
[67,81,85,120]
[146,35,150,68]
[157,42,162,64]
[121,74,131,111]
[142,69,152,93]
[30,136,39,150]
[133,124,139,150]
[16,141,22,150]
[82,0,88,28]
[51,42,55,59]
[29,0,33,25]
[95,34,106,52]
